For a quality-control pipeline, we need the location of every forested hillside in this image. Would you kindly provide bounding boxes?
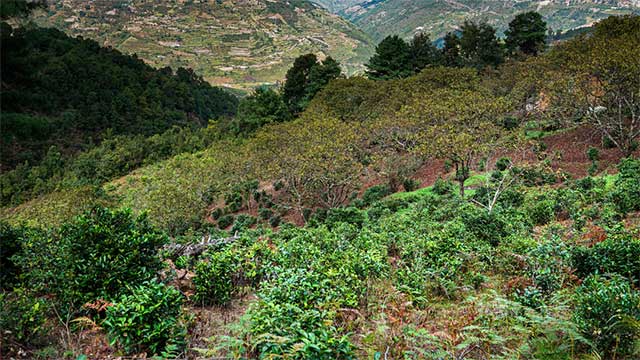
[1,3,639,359]
[0,23,237,171]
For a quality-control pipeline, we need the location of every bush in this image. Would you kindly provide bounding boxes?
[231,214,257,234]
[103,281,187,357]
[495,157,511,171]
[210,208,223,221]
[432,177,455,195]
[573,275,640,357]
[462,208,508,247]
[362,184,391,206]
[269,215,282,227]
[193,250,236,306]
[610,158,640,214]
[0,289,50,349]
[15,207,167,307]
[0,221,24,289]
[525,197,555,226]
[403,178,421,192]
[258,207,273,221]
[571,230,640,285]
[325,207,366,228]
[217,214,235,229]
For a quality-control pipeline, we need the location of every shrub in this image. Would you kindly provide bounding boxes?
[231,214,257,234]
[269,215,282,227]
[571,230,640,285]
[525,197,555,226]
[610,158,640,214]
[432,177,455,195]
[403,178,421,192]
[15,207,167,307]
[495,157,512,171]
[217,214,235,229]
[573,275,640,357]
[103,281,187,357]
[0,221,24,289]
[210,208,223,220]
[193,250,236,306]
[325,207,366,228]
[362,184,391,206]
[0,289,50,349]
[258,207,273,221]
[462,208,508,247]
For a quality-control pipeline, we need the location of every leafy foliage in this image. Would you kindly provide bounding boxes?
[103,281,187,357]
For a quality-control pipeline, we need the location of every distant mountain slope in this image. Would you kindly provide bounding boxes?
[319,0,640,41]
[34,0,374,90]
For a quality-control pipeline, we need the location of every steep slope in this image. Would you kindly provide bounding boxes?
[34,0,374,90]
[330,0,640,41]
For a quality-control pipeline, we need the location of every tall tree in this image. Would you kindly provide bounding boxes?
[505,11,547,56]
[231,87,291,135]
[282,53,319,114]
[305,56,342,105]
[409,32,443,72]
[442,32,463,67]
[366,35,413,80]
[459,21,504,69]
[282,54,341,114]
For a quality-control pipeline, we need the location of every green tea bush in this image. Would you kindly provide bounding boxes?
[462,208,508,246]
[217,214,234,229]
[325,207,366,228]
[573,275,640,357]
[103,281,187,357]
[432,177,455,195]
[610,158,640,214]
[571,230,640,285]
[258,207,273,220]
[525,196,556,225]
[269,215,282,227]
[362,184,391,206]
[231,214,257,233]
[0,221,24,289]
[193,250,236,306]
[496,157,512,171]
[15,207,166,307]
[526,237,571,295]
[403,178,421,192]
[0,289,50,349]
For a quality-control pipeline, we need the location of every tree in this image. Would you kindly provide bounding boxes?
[391,68,513,196]
[505,11,547,56]
[283,53,318,114]
[366,35,413,80]
[547,15,640,156]
[250,115,363,217]
[409,32,443,72]
[231,87,291,135]
[282,54,342,114]
[442,32,463,67]
[459,21,504,69]
[306,56,342,103]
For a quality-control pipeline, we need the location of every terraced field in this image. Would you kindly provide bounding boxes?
[34,0,374,90]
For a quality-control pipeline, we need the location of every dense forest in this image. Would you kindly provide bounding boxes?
[0,20,238,170]
[1,2,639,359]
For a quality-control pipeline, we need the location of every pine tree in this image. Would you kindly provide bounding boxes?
[505,11,547,56]
[366,35,413,80]
[409,32,443,72]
